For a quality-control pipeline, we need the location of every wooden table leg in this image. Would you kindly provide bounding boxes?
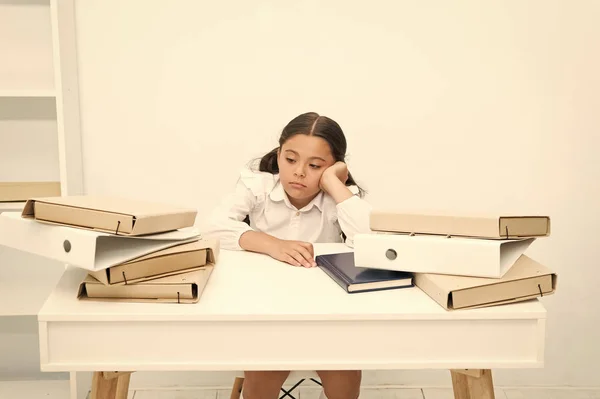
[230,377,244,399]
[450,369,495,399]
[91,371,133,399]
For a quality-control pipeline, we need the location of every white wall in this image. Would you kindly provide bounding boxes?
[70,0,600,388]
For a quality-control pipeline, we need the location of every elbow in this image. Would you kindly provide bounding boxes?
[201,219,252,251]
[202,229,246,251]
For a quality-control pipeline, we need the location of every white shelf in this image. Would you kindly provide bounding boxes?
[0,0,82,322]
[0,90,56,98]
[0,202,25,212]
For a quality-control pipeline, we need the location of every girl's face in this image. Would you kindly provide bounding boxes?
[277,134,336,209]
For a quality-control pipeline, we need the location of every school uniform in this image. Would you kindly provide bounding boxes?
[205,167,372,249]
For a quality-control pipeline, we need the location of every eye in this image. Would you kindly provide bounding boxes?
[286,158,296,164]
[309,164,321,169]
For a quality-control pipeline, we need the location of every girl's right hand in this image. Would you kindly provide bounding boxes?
[268,239,317,268]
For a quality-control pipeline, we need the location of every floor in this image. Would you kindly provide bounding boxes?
[1,380,599,399]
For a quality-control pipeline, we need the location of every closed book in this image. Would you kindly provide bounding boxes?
[370,211,551,239]
[316,252,413,293]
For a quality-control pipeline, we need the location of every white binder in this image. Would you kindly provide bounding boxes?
[0,212,200,271]
[353,233,535,278]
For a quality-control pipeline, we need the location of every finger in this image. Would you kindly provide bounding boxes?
[289,249,311,268]
[284,254,302,267]
[294,245,316,267]
[298,241,314,256]
[287,249,306,266]
[297,242,315,265]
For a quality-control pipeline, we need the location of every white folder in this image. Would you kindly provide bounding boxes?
[353,233,535,278]
[0,212,200,271]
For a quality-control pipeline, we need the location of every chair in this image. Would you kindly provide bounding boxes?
[230,371,325,399]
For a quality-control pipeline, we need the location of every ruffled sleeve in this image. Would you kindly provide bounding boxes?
[202,167,275,250]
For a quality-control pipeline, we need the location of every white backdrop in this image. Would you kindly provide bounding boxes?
[72,0,599,387]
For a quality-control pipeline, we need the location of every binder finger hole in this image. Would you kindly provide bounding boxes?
[63,240,72,253]
[385,249,397,260]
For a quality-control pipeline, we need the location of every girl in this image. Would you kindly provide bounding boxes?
[204,112,372,399]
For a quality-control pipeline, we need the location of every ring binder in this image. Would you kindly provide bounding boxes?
[354,232,535,278]
[0,212,201,271]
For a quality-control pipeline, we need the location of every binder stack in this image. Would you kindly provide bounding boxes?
[0,196,218,304]
[353,212,557,310]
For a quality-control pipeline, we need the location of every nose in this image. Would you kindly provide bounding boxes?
[293,164,306,178]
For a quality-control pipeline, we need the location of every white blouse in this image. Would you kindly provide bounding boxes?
[204,167,373,250]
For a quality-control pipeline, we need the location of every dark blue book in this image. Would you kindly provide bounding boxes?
[316,252,413,293]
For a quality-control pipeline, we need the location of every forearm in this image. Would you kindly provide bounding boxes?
[321,176,354,204]
[239,230,279,255]
[329,183,372,247]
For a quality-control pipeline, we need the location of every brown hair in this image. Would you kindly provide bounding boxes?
[255,112,365,197]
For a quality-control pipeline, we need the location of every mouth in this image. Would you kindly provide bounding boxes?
[289,182,306,188]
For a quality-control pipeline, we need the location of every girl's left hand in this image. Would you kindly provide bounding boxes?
[320,161,348,192]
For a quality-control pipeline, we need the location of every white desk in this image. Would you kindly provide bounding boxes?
[38,244,546,399]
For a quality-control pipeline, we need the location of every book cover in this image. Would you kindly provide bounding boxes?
[316,252,413,293]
